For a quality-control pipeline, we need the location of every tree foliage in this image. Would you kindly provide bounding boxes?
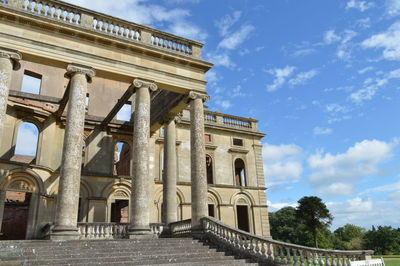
[363,226,400,255]
[296,196,333,248]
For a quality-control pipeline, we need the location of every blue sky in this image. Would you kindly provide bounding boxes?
[53,0,400,230]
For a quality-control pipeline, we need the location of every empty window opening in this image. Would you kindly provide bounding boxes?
[236,205,250,232]
[233,138,243,146]
[21,71,41,94]
[161,127,165,137]
[1,191,32,240]
[85,93,90,113]
[114,141,130,176]
[208,204,215,218]
[206,155,213,184]
[234,158,247,186]
[204,133,212,143]
[117,103,131,121]
[110,200,129,223]
[13,122,39,163]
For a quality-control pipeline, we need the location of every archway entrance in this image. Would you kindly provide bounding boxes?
[236,205,250,232]
[111,200,129,223]
[1,191,32,240]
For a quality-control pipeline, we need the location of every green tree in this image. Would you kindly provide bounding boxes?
[334,224,365,242]
[363,226,400,255]
[296,196,333,248]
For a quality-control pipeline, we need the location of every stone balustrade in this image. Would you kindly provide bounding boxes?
[169,219,192,237]
[200,217,373,266]
[2,0,203,58]
[76,223,164,239]
[204,111,258,131]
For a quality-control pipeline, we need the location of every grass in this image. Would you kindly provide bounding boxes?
[372,255,400,266]
[384,260,400,266]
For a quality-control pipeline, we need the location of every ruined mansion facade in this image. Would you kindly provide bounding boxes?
[0,0,270,240]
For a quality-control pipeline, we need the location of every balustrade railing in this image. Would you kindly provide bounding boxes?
[202,111,257,131]
[204,112,217,123]
[200,217,373,266]
[77,223,164,239]
[223,115,252,129]
[2,0,202,58]
[169,219,192,237]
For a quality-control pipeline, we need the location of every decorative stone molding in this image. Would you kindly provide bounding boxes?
[187,91,210,103]
[66,63,96,82]
[0,48,22,70]
[133,78,158,92]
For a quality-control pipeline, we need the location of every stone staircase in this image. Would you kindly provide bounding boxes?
[0,238,258,265]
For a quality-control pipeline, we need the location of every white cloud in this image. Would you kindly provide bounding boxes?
[359,181,400,195]
[292,48,316,57]
[205,70,219,88]
[267,200,297,211]
[266,66,296,92]
[65,0,207,41]
[356,18,371,29]
[358,66,374,74]
[318,183,354,197]
[218,24,255,50]
[215,11,242,37]
[215,100,232,109]
[386,0,400,16]
[346,0,374,12]
[263,143,304,184]
[308,139,395,185]
[206,52,236,69]
[288,69,318,86]
[313,127,332,135]
[324,30,341,44]
[325,103,349,113]
[165,0,200,3]
[362,21,400,61]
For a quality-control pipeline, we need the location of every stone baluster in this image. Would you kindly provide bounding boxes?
[0,48,21,140]
[188,91,210,232]
[51,64,95,240]
[162,116,178,226]
[128,79,157,238]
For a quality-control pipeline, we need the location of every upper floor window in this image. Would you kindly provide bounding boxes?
[204,133,212,143]
[206,155,213,184]
[14,122,39,163]
[234,158,247,186]
[21,71,41,94]
[85,93,90,113]
[113,141,130,176]
[233,138,244,146]
[117,103,131,121]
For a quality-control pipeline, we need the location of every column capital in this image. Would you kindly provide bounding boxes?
[161,113,182,125]
[133,78,158,92]
[66,63,96,82]
[187,91,210,103]
[0,48,22,70]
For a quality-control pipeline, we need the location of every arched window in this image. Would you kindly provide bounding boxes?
[206,155,213,184]
[113,141,130,176]
[14,122,39,163]
[234,158,246,186]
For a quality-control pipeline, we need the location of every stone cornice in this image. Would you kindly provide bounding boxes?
[0,47,22,70]
[133,78,158,92]
[66,63,96,82]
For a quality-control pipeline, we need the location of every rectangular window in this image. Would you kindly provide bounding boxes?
[85,93,90,113]
[204,133,212,143]
[233,138,244,146]
[21,71,41,94]
[117,103,131,121]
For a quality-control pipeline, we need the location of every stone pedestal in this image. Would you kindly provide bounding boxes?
[188,92,209,231]
[128,79,157,239]
[51,64,95,240]
[162,117,177,225]
[0,48,21,140]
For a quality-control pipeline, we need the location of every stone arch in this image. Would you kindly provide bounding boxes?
[233,157,247,186]
[77,180,92,223]
[102,180,131,222]
[207,188,221,219]
[12,120,42,164]
[206,153,214,184]
[0,168,45,239]
[113,140,131,176]
[230,191,255,234]
[154,187,184,223]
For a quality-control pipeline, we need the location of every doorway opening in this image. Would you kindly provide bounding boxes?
[236,205,250,232]
[110,199,129,223]
[208,204,215,217]
[1,191,32,240]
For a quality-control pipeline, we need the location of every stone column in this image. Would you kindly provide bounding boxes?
[128,78,157,238]
[51,64,95,240]
[0,190,6,234]
[162,116,177,225]
[0,48,21,139]
[188,92,209,230]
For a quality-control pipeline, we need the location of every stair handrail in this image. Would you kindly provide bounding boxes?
[201,216,374,265]
[169,219,192,236]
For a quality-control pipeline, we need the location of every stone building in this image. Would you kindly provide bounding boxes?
[0,0,270,240]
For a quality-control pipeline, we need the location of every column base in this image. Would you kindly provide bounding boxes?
[50,225,80,241]
[127,226,155,239]
[191,225,206,240]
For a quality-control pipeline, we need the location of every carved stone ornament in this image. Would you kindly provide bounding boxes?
[188,91,210,103]
[133,78,158,92]
[0,48,22,71]
[66,63,96,82]
[161,113,181,124]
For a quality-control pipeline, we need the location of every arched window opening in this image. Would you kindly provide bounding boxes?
[13,122,39,164]
[234,158,246,186]
[236,205,250,232]
[113,141,130,176]
[206,155,213,184]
